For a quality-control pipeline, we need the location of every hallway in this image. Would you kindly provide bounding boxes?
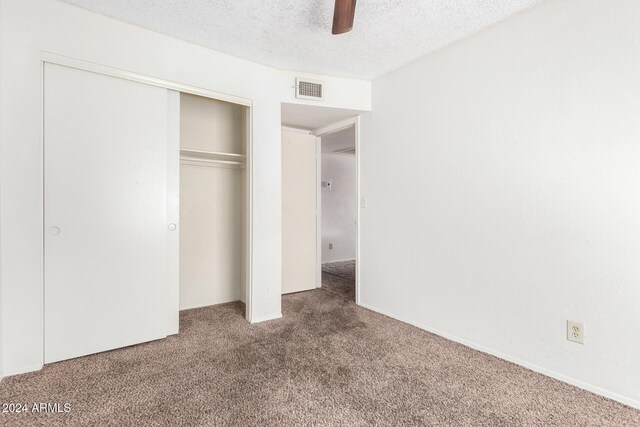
[321,260,355,301]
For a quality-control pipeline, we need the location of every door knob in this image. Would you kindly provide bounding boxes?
[168,223,177,231]
[50,226,61,235]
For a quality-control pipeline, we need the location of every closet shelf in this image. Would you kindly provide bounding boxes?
[180,149,246,169]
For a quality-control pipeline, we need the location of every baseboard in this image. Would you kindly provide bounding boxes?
[358,302,640,410]
[249,312,282,324]
[1,363,44,379]
[179,298,243,311]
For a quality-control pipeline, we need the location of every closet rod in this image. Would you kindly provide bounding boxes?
[180,148,245,160]
[179,148,246,169]
[180,157,246,169]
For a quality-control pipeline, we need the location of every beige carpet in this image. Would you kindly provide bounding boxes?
[321,260,356,301]
[1,271,638,426]
[322,260,356,281]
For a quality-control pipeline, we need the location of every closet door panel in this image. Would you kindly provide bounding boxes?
[44,63,177,363]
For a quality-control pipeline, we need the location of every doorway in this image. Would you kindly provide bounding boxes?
[318,124,357,302]
[178,93,249,312]
[280,103,361,304]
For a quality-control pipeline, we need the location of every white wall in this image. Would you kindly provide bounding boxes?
[361,0,640,408]
[321,154,356,263]
[0,0,370,377]
[0,0,3,379]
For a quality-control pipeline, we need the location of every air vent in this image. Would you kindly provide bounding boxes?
[296,78,323,100]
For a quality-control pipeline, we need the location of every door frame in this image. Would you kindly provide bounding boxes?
[39,52,256,363]
[312,116,361,305]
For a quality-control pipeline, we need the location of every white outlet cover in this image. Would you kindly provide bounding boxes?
[567,320,584,344]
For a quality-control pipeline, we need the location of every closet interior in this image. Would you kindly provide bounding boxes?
[179,93,248,310]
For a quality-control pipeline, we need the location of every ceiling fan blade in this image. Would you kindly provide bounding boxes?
[332,0,357,35]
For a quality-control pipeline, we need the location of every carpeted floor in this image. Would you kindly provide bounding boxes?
[1,265,639,426]
[322,260,356,282]
[321,260,356,301]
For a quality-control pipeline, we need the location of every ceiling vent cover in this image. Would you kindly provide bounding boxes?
[296,78,323,100]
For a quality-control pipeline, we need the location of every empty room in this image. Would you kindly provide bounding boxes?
[0,0,639,425]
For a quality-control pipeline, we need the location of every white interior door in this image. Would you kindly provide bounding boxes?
[44,63,179,363]
[282,129,317,294]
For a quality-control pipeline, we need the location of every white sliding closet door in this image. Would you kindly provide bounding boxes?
[44,63,179,363]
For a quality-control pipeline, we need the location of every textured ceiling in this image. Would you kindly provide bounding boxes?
[58,0,543,79]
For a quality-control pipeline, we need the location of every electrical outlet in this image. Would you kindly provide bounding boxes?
[567,321,584,344]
